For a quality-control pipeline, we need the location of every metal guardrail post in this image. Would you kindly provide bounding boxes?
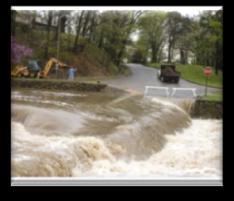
[144,86,198,98]
[144,86,170,97]
[171,88,197,98]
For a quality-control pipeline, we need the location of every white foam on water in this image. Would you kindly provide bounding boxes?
[11,90,222,178]
[76,119,222,178]
[11,118,222,178]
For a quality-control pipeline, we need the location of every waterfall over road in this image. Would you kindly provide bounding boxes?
[11,89,222,178]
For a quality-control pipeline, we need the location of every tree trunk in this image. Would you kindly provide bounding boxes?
[73,31,80,52]
[54,22,58,42]
[116,39,128,67]
[151,44,159,63]
[218,43,223,72]
[98,31,104,49]
[73,11,84,52]
[116,49,124,67]
[66,19,72,49]
[168,43,172,63]
[180,49,188,64]
[60,16,67,33]
[180,49,184,64]
[44,11,53,59]
[206,53,210,66]
[87,14,96,42]
[184,50,188,64]
[81,11,91,38]
[11,10,17,36]
[215,41,220,75]
[158,48,163,63]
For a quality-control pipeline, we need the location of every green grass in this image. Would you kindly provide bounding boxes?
[200,92,223,102]
[149,63,223,88]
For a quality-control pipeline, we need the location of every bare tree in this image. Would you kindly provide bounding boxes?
[166,12,183,63]
[44,11,54,59]
[11,10,17,36]
[73,11,85,52]
[116,11,143,66]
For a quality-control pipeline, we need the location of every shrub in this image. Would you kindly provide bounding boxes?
[11,36,33,65]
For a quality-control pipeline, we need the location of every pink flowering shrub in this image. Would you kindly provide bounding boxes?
[11,36,33,64]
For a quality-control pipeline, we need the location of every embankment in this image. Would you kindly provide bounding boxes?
[11,78,222,119]
[190,99,222,119]
[11,78,107,92]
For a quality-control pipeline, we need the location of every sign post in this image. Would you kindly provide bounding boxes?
[205,76,208,96]
[203,66,212,96]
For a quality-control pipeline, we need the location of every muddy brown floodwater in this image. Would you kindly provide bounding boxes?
[11,89,222,178]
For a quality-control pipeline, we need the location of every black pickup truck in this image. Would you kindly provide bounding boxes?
[157,64,181,83]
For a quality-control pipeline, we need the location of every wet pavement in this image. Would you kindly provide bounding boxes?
[104,63,221,98]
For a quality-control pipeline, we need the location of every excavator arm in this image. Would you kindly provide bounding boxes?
[38,58,69,78]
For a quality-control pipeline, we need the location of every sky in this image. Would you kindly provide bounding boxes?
[146,6,222,17]
[12,6,222,17]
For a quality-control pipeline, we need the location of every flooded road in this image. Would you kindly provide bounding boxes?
[104,63,220,98]
[11,89,222,178]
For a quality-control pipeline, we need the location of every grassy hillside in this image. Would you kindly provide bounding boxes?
[149,63,222,88]
[13,26,120,76]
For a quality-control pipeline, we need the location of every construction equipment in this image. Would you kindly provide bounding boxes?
[11,58,69,78]
[37,58,69,78]
[11,65,29,77]
[157,64,181,83]
[11,60,42,78]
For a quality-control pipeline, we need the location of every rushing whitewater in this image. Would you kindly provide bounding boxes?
[11,89,222,178]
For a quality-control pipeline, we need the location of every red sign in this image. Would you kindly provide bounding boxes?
[204,66,212,77]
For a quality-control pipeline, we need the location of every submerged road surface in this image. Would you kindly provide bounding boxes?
[104,63,221,98]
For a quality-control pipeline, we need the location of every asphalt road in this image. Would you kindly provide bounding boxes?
[104,63,220,98]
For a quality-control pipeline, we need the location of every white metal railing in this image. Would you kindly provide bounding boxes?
[170,88,197,98]
[144,86,198,98]
[144,86,170,97]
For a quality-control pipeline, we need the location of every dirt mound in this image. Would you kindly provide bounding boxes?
[73,55,106,76]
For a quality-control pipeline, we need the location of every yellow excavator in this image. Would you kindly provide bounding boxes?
[11,58,69,78]
[11,65,30,77]
[37,58,69,78]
